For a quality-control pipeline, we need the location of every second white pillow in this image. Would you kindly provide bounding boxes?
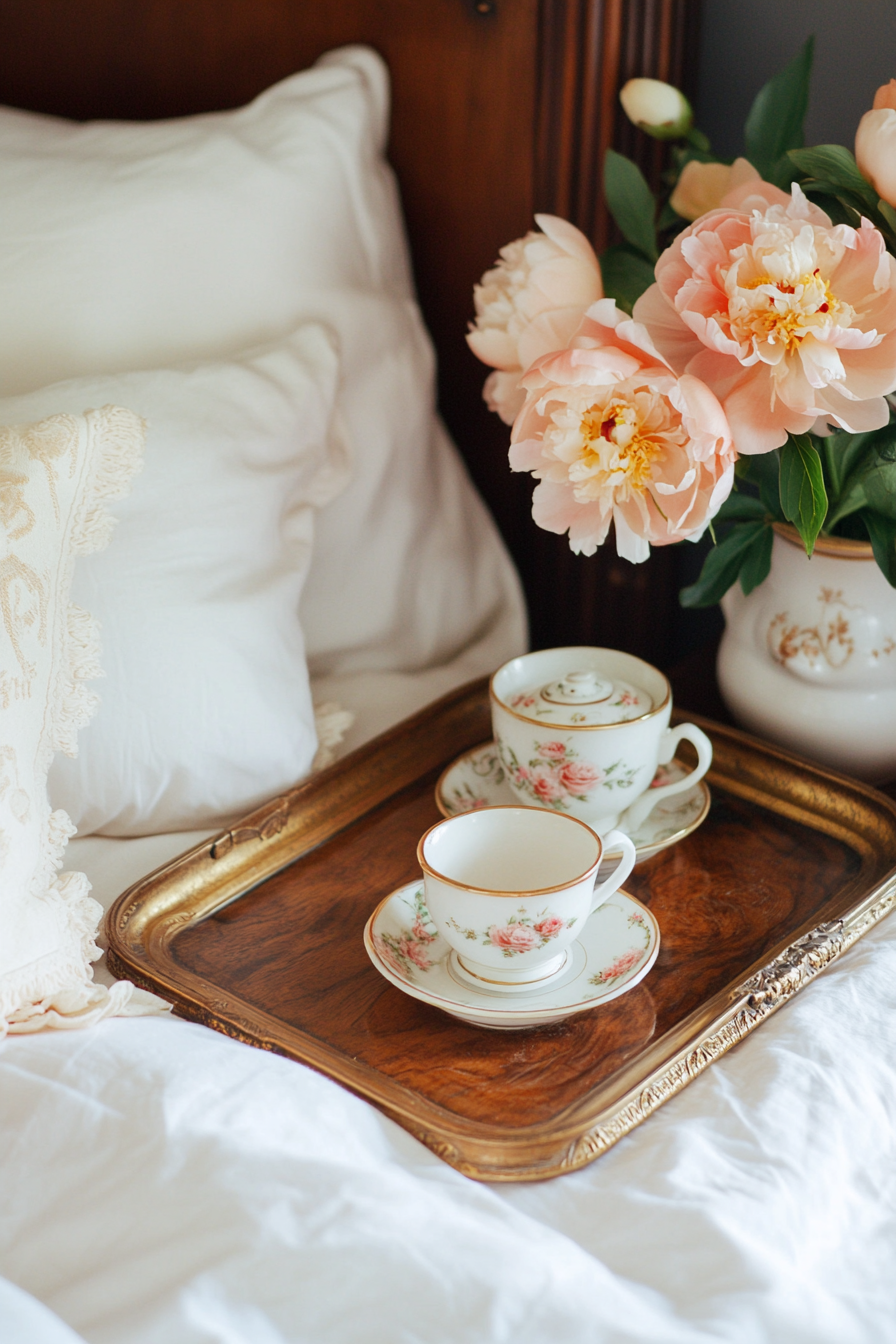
[0,325,350,836]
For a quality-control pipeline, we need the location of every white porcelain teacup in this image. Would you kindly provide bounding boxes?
[491,646,712,838]
[417,806,637,991]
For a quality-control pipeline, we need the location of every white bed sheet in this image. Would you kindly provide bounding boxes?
[3,673,896,1344]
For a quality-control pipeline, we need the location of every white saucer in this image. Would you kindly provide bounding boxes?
[435,741,710,866]
[364,881,660,1029]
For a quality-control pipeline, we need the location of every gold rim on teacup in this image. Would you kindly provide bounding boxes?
[416,805,602,898]
[489,652,672,730]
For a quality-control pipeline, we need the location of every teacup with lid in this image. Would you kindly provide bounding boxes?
[491,646,712,836]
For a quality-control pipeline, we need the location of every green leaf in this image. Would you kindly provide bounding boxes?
[858,454,896,521]
[819,428,879,498]
[879,199,896,233]
[824,424,896,526]
[739,523,774,595]
[686,127,712,154]
[603,149,658,262]
[860,509,896,587]
[679,521,769,608]
[715,492,767,522]
[744,37,814,181]
[779,434,828,554]
[739,452,783,518]
[598,244,656,315]
[788,144,875,202]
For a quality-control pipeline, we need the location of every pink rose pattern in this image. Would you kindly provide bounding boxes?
[498,738,639,811]
[588,911,651,987]
[374,888,439,982]
[449,906,575,958]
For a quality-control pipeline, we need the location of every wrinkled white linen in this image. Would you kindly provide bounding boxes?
[0,1278,87,1344]
[3,679,896,1343]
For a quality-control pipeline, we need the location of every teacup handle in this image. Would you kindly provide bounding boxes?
[589,829,637,915]
[621,723,713,833]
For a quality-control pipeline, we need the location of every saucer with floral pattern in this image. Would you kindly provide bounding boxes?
[364,880,660,1030]
[435,740,709,867]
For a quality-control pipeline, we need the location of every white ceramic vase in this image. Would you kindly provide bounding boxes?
[718,524,896,782]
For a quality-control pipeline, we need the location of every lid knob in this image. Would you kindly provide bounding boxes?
[540,669,614,705]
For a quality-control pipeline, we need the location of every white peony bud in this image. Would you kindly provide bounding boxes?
[619,78,692,140]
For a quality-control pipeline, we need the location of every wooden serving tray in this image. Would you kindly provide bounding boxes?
[106,679,896,1182]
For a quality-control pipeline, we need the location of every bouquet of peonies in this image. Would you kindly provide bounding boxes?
[468,39,896,605]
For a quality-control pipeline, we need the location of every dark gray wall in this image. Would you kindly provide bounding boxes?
[697,0,896,157]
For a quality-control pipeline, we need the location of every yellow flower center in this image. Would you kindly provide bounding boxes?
[579,403,663,492]
[730,267,848,355]
[540,383,685,508]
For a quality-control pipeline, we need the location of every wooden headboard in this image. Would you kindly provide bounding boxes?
[0,0,702,669]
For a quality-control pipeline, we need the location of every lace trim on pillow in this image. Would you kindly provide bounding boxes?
[3,406,168,1037]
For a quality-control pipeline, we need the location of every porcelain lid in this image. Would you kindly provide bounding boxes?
[503,668,652,726]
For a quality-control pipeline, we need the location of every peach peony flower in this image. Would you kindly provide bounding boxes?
[467,215,603,424]
[509,299,735,562]
[856,102,896,208]
[670,157,759,222]
[634,184,896,454]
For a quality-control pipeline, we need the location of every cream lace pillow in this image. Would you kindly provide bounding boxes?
[0,406,163,1035]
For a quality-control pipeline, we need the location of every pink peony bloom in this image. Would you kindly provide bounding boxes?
[557,759,603,795]
[537,740,568,759]
[468,215,603,424]
[533,914,565,940]
[634,185,896,454]
[509,299,736,562]
[489,922,540,952]
[531,767,564,802]
[670,157,759,222]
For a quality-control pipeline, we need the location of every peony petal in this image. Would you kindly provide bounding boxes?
[484,370,526,425]
[810,386,890,433]
[613,509,651,563]
[633,285,704,373]
[534,213,604,273]
[466,326,520,371]
[508,435,547,471]
[722,367,808,453]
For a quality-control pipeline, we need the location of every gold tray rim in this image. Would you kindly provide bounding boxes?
[105,678,896,1183]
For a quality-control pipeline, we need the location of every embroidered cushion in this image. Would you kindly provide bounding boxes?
[0,406,159,1032]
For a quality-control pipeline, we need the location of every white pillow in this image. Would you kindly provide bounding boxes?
[1,325,347,837]
[0,45,527,682]
[0,405,162,1032]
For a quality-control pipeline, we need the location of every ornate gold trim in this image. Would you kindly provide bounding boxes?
[104,683,896,1183]
[773,521,874,560]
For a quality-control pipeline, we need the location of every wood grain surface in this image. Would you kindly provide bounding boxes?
[106,679,896,1177]
[171,754,860,1130]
